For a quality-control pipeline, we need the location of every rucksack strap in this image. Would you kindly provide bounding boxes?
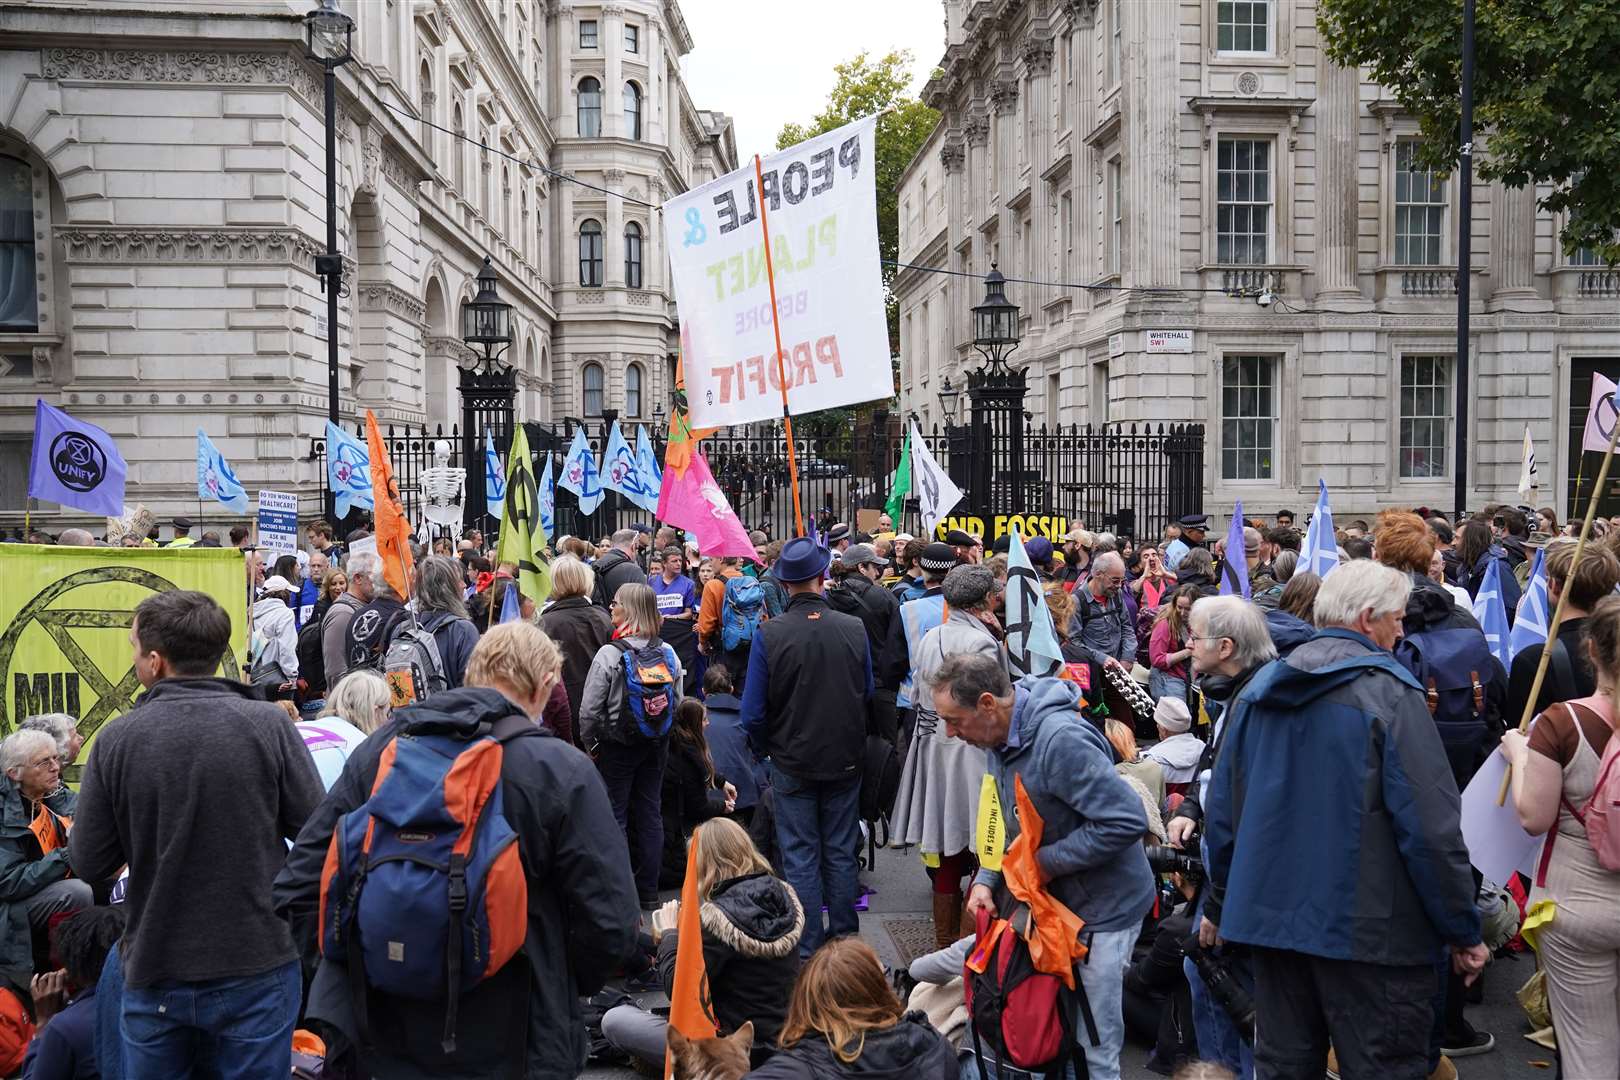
[1425,677,1439,716]
[443,851,467,1053]
[1471,671,1484,716]
[1547,639,1577,707]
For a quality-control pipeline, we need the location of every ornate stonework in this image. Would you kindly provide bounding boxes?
[940,141,966,171]
[360,282,429,321]
[964,115,991,147]
[990,80,1019,115]
[1021,36,1054,75]
[41,48,322,106]
[57,226,323,265]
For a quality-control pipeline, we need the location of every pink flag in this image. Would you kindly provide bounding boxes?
[657,452,760,563]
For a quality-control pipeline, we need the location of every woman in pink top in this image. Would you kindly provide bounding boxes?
[1148,585,1198,707]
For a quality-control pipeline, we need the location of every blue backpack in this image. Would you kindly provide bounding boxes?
[1394,627,1499,781]
[720,575,766,652]
[610,638,680,739]
[319,714,537,1053]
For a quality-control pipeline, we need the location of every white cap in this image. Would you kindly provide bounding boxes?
[1154,695,1192,734]
[260,575,294,594]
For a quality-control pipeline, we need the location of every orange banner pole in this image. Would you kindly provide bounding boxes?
[753,154,805,537]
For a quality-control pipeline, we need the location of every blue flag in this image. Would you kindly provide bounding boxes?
[1300,479,1339,579]
[325,421,373,517]
[28,399,127,516]
[559,429,604,515]
[1507,547,1548,663]
[603,420,660,514]
[1471,556,1513,669]
[1218,500,1250,599]
[196,428,248,514]
[538,451,556,541]
[635,425,663,504]
[1005,524,1064,678]
[807,516,823,549]
[485,429,507,522]
[499,580,521,624]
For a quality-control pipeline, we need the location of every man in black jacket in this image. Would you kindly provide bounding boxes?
[274,621,639,1080]
[740,537,873,958]
[592,529,648,607]
[827,544,900,740]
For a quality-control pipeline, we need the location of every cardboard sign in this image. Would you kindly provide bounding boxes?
[257,489,298,556]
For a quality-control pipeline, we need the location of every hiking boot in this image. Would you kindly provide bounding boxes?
[1440,1024,1496,1057]
[1327,1049,1456,1080]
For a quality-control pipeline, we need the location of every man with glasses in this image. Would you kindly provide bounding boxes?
[1073,551,1138,727]
[321,550,378,683]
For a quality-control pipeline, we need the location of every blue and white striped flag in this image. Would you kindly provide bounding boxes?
[325,421,373,517]
[1471,556,1513,669]
[1300,479,1339,578]
[485,428,506,522]
[1508,547,1548,662]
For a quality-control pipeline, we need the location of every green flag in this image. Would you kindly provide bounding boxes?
[885,426,912,523]
[495,424,552,605]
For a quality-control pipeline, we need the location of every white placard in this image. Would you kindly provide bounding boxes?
[1108,333,1125,357]
[663,116,892,429]
[256,489,298,556]
[1144,329,1194,353]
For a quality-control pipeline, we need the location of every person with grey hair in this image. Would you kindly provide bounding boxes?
[1073,550,1139,728]
[343,558,409,674]
[891,563,1008,950]
[934,652,1152,1080]
[1200,560,1487,1080]
[322,549,378,683]
[57,527,95,547]
[414,554,481,689]
[592,528,646,607]
[0,727,91,989]
[297,670,392,790]
[1238,526,1280,610]
[19,712,82,766]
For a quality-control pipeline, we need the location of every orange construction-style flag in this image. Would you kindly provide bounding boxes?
[364,409,415,601]
[664,828,717,1077]
[1002,775,1089,989]
[664,349,715,479]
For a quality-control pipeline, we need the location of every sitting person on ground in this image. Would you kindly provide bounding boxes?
[1105,719,1167,843]
[660,698,738,888]
[604,818,802,1070]
[1143,696,1202,792]
[22,905,125,1080]
[274,621,640,1078]
[1122,867,1201,1077]
[742,937,955,1079]
[701,666,764,824]
[0,730,89,987]
[295,669,391,790]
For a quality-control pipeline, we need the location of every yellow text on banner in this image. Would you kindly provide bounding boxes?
[977,772,1005,872]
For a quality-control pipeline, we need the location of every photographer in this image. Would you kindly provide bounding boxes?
[1124,849,1204,1075]
[1163,596,1276,1079]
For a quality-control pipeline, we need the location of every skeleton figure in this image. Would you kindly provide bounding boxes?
[418,439,466,543]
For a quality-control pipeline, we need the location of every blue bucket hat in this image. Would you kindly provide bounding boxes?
[773,536,831,583]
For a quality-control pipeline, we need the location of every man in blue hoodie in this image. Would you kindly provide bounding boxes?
[935,655,1154,1080]
[1202,560,1488,1080]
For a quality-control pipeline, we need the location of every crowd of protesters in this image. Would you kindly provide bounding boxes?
[0,494,1616,1080]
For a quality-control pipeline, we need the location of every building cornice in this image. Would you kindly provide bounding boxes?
[56,226,324,265]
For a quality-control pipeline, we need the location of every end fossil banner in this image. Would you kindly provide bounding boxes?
[0,546,250,765]
[662,115,892,429]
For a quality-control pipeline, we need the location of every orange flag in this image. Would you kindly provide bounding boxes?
[665,829,716,1077]
[664,350,715,479]
[364,409,415,601]
[1002,775,1089,989]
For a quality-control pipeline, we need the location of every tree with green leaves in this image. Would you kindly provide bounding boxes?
[1318,0,1620,263]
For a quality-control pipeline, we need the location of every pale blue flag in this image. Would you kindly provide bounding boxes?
[28,399,127,516]
[324,421,373,517]
[635,425,664,505]
[485,429,506,522]
[1508,547,1548,662]
[1005,524,1064,678]
[602,420,660,513]
[196,429,248,514]
[499,581,521,624]
[1471,556,1513,669]
[1218,500,1250,599]
[1300,479,1339,578]
[538,452,556,540]
[559,429,604,515]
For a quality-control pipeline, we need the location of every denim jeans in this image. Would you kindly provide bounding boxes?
[1148,670,1188,708]
[1074,926,1138,1080]
[120,959,300,1080]
[595,737,669,903]
[770,764,861,957]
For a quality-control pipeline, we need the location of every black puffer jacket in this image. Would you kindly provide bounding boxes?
[743,1013,955,1079]
[656,873,803,1062]
[826,575,899,672]
[591,548,646,607]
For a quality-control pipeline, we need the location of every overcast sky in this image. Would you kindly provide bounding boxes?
[679,0,947,162]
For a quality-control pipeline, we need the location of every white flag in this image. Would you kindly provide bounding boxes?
[909,421,963,538]
[1517,424,1539,503]
[1582,373,1619,453]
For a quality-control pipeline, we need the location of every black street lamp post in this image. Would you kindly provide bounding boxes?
[459,256,515,532]
[966,265,1025,515]
[305,0,353,525]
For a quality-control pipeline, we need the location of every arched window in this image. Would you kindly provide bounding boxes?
[500,165,511,234]
[519,188,529,260]
[626,363,644,417]
[624,221,643,288]
[577,77,602,138]
[0,155,37,330]
[578,219,603,286]
[623,82,642,141]
[452,103,467,193]
[418,62,434,154]
[583,362,604,416]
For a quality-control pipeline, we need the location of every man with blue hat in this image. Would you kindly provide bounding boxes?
[740,535,874,957]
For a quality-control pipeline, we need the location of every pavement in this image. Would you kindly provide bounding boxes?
[584,837,1555,1079]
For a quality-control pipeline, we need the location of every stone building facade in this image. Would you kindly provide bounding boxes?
[0,0,734,528]
[895,0,1620,520]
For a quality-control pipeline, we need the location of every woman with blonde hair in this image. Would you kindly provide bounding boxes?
[581,582,685,908]
[744,937,954,1078]
[296,669,390,790]
[539,554,614,744]
[602,817,803,1069]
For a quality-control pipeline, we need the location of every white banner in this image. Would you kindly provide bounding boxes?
[1583,373,1619,453]
[909,421,963,538]
[663,116,892,429]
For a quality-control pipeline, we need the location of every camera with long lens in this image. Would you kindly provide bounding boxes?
[1143,844,1202,877]
[1185,942,1256,1043]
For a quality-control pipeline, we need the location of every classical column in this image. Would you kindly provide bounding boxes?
[966,108,990,231]
[603,4,624,139]
[559,173,575,287]
[605,168,625,287]
[557,3,575,138]
[1023,35,1054,309]
[992,77,1018,256]
[1315,55,1362,300]
[941,136,966,350]
[646,18,664,144]
[1491,181,1539,301]
[1122,0,1179,288]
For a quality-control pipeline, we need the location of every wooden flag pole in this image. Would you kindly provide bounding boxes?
[1498,395,1620,805]
[753,154,805,538]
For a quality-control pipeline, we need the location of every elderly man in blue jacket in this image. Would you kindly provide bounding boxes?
[1202,559,1488,1080]
[933,654,1154,1080]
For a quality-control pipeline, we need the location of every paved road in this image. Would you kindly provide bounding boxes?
[585,838,1552,1079]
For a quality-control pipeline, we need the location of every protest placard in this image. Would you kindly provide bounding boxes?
[257,489,298,556]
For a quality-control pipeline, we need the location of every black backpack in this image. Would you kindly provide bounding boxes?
[296,618,327,697]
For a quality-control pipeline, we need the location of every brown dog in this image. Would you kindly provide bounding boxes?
[665,1021,754,1080]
